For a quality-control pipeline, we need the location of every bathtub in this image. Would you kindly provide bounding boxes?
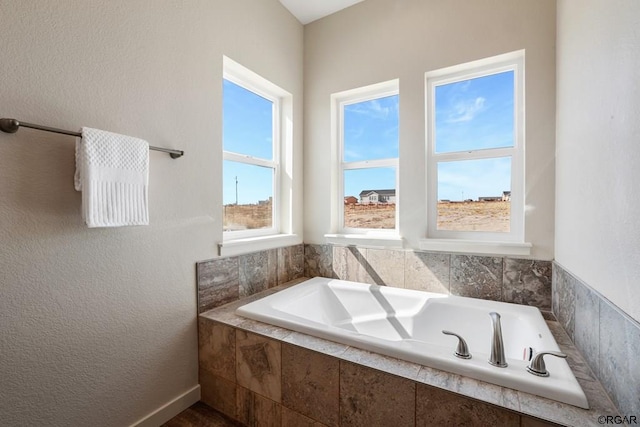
[236,277,589,409]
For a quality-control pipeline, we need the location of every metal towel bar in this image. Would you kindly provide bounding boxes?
[0,118,184,159]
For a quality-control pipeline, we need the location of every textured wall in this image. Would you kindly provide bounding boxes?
[555,0,640,322]
[303,0,557,259]
[0,1,302,425]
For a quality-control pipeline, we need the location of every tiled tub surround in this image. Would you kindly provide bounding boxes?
[197,244,304,313]
[305,244,553,311]
[553,262,640,417]
[199,281,619,426]
[236,277,588,408]
[197,244,552,314]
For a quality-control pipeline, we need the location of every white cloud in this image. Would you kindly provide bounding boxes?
[446,97,486,123]
[346,97,397,119]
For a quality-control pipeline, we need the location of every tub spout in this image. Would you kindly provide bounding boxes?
[488,312,508,368]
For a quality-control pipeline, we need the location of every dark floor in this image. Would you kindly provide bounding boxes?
[162,402,241,427]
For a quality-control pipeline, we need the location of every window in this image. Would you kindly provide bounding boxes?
[222,57,293,242]
[331,80,399,235]
[425,51,524,243]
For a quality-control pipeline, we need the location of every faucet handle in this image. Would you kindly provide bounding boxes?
[442,330,472,359]
[526,350,567,377]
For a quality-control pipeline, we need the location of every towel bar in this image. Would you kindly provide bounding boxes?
[0,118,184,159]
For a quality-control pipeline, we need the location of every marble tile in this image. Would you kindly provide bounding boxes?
[236,319,293,341]
[235,386,253,426]
[197,257,240,313]
[282,344,339,427]
[415,365,458,391]
[277,245,305,285]
[540,310,556,321]
[236,386,281,427]
[281,407,326,427]
[416,383,520,426]
[198,319,235,382]
[340,361,415,426]
[577,377,620,418]
[199,370,237,420]
[332,245,370,282]
[574,283,600,376]
[239,249,277,297]
[282,331,349,357]
[339,347,421,381]
[455,375,521,412]
[521,415,563,426]
[559,345,596,382]
[236,330,282,403]
[364,248,405,287]
[451,255,503,301]
[415,366,521,413]
[304,244,335,278]
[253,393,281,427]
[503,258,552,310]
[545,320,573,347]
[552,263,575,340]
[598,299,640,416]
[518,387,608,427]
[404,251,450,293]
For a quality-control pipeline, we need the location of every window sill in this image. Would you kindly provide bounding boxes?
[218,234,302,257]
[418,238,532,257]
[324,234,404,249]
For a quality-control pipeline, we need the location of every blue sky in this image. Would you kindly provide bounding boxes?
[343,95,398,198]
[223,70,514,205]
[434,70,514,200]
[223,79,274,205]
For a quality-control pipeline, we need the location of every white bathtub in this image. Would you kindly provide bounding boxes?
[236,277,588,409]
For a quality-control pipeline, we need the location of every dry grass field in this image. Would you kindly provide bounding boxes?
[436,201,510,232]
[224,201,510,232]
[223,203,272,231]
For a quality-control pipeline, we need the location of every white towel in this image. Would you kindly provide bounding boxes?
[75,127,149,227]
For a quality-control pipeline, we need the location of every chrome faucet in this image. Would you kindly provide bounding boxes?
[488,312,508,367]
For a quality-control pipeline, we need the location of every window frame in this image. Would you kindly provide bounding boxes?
[222,56,292,243]
[331,79,400,237]
[425,51,525,243]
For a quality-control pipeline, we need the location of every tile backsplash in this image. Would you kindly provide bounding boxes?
[553,262,640,417]
[304,244,552,311]
[198,243,553,313]
[197,244,304,313]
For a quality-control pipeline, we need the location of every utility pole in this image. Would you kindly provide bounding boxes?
[235,176,238,205]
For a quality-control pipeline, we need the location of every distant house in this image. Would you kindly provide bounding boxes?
[479,196,501,202]
[359,189,396,204]
[502,191,511,201]
[344,196,358,205]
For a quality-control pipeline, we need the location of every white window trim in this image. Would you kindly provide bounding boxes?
[218,233,302,258]
[220,56,298,252]
[328,79,400,244]
[424,50,528,249]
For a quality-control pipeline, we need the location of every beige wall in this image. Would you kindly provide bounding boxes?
[303,0,557,259]
[0,1,302,425]
[556,0,640,322]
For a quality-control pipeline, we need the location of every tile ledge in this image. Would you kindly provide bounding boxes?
[419,238,532,256]
[199,280,618,427]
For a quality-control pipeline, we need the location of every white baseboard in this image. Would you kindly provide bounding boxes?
[131,384,201,427]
